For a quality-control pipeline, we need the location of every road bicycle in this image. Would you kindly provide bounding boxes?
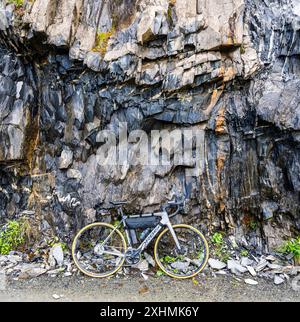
[72,196,209,279]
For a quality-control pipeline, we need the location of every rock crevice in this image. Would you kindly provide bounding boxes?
[0,0,299,252]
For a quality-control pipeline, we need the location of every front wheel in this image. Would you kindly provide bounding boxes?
[72,223,127,278]
[154,224,209,279]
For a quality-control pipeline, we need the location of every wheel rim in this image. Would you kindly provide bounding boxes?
[72,223,127,278]
[154,225,209,279]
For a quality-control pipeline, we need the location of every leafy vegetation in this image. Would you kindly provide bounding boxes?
[161,255,176,263]
[278,237,300,264]
[156,269,165,277]
[47,236,67,252]
[242,214,259,231]
[160,255,185,264]
[7,0,24,8]
[240,249,249,257]
[0,217,39,255]
[211,232,230,262]
[0,219,27,254]
[211,232,223,245]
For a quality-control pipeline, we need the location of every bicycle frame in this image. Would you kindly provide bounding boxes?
[99,208,182,258]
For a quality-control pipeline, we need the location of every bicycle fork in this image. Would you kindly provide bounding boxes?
[160,212,182,251]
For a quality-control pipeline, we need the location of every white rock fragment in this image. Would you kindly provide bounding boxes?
[67,169,82,180]
[136,260,149,272]
[268,263,282,270]
[244,278,258,285]
[52,294,62,300]
[208,258,227,270]
[255,259,268,272]
[144,252,155,267]
[266,255,277,261]
[241,257,254,267]
[227,259,248,274]
[141,273,149,280]
[59,148,73,169]
[215,270,227,275]
[274,275,285,285]
[246,265,257,277]
[49,244,64,267]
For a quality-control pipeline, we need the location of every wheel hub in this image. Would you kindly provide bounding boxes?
[94,243,105,256]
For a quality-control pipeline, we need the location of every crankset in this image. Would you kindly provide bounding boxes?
[125,248,141,265]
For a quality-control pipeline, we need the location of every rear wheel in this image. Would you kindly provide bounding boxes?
[72,223,127,278]
[154,224,209,279]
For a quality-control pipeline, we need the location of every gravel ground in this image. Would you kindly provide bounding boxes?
[0,272,299,302]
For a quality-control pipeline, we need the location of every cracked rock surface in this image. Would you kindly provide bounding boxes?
[0,0,299,253]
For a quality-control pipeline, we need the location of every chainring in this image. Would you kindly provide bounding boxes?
[125,248,141,265]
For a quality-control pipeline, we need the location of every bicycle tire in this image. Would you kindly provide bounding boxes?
[154,224,209,279]
[72,222,127,278]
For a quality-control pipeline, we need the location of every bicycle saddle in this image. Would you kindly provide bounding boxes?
[110,200,128,205]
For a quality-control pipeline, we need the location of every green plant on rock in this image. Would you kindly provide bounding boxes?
[240,43,246,55]
[278,237,300,264]
[7,0,24,8]
[249,220,258,230]
[161,255,176,263]
[215,247,230,262]
[160,254,185,264]
[46,236,67,251]
[93,27,115,56]
[156,269,165,277]
[167,0,176,26]
[210,232,230,262]
[240,249,249,257]
[211,232,223,245]
[0,220,25,255]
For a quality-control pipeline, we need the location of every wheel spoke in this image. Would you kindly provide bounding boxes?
[72,223,126,278]
[155,225,209,278]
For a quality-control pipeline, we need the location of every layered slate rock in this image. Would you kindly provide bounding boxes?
[0,0,299,252]
[0,45,38,162]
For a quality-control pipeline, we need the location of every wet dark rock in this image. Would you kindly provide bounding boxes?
[261,201,279,220]
[0,0,298,252]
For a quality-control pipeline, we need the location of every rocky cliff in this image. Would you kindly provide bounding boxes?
[0,0,300,253]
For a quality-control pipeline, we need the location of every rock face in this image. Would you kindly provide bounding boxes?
[0,0,299,252]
